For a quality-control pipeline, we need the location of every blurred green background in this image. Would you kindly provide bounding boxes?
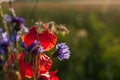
[1,0,120,80]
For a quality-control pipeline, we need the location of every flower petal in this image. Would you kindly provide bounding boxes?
[40,70,59,80]
[19,53,33,79]
[25,63,32,79]
[35,54,52,75]
[18,53,53,79]
[21,26,37,47]
[39,30,57,51]
[18,53,25,80]
[40,54,52,73]
[49,70,59,80]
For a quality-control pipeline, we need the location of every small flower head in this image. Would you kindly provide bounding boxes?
[11,31,21,42]
[22,40,43,54]
[12,17,25,31]
[13,17,24,24]
[52,43,70,61]
[0,30,11,54]
[4,14,24,25]
[3,14,12,23]
[30,40,44,54]
[4,14,26,32]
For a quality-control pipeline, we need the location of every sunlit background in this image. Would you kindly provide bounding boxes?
[1,0,120,80]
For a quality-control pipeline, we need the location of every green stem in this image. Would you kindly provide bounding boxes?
[36,27,41,79]
[0,2,8,32]
[32,57,37,80]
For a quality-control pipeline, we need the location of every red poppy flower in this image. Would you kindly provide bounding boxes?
[39,30,57,51]
[36,53,52,74]
[21,26,37,47]
[18,53,52,79]
[22,26,57,51]
[40,70,58,80]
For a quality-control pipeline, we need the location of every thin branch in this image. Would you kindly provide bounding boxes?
[30,0,39,25]
[9,0,12,8]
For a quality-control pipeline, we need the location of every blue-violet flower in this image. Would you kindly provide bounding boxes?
[52,43,70,60]
[0,29,11,54]
[3,14,12,23]
[22,40,43,54]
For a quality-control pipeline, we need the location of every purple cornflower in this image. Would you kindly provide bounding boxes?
[12,17,25,31]
[12,17,28,33]
[52,43,70,60]
[4,12,24,25]
[22,40,43,54]
[11,31,21,42]
[3,14,28,32]
[12,17,24,24]
[3,14,12,23]
[0,29,11,54]
[0,29,9,43]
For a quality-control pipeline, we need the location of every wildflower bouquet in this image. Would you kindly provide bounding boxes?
[0,0,70,80]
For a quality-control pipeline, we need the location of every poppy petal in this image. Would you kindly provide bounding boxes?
[25,63,33,78]
[49,70,58,80]
[18,53,33,79]
[35,54,52,75]
[39,30,57,51]
[40,54,52,74]
[18,53,53,79]
[22,26,37,47]
[18,53,25,80]
[40,70,59,80]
